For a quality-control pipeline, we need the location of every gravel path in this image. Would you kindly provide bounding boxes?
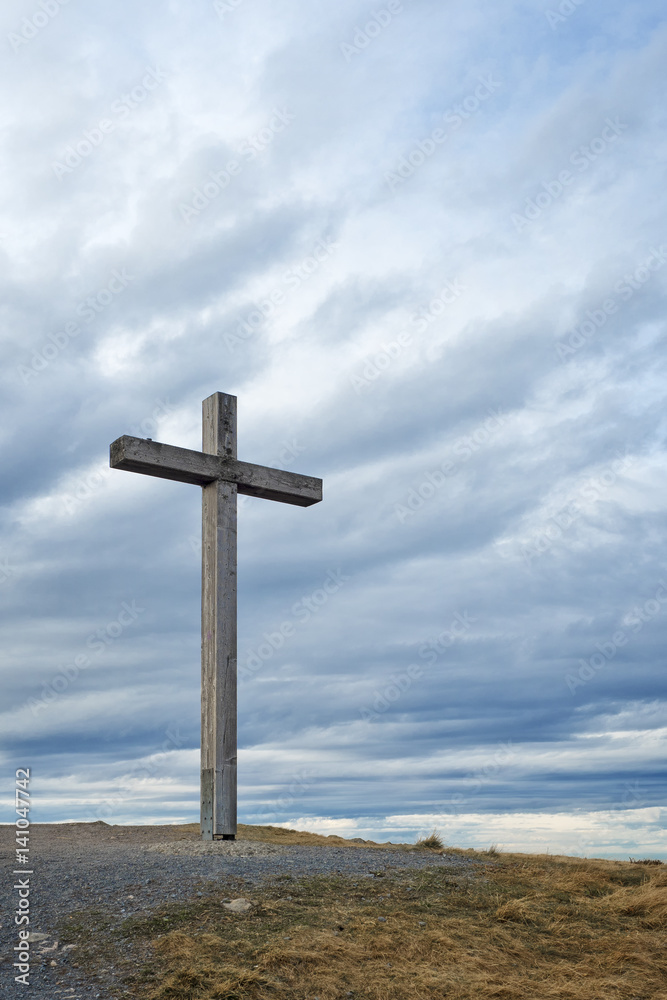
[1,823,480,998]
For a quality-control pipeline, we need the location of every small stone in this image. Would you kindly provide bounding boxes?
[50,960,57,967]
[223,897,253,913]
[419,921,426,926]
[378,917,386,922]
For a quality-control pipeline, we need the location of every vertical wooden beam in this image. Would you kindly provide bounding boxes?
[201,392,238,840]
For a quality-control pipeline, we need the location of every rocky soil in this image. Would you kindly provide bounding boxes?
[0,822,479,998]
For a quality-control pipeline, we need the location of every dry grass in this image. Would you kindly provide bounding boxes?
[84,838,665,1000]
[415,829,445,851]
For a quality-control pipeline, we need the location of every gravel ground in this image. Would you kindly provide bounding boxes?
[1,823,480,999]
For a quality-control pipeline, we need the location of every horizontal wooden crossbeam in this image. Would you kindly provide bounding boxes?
[110,435,322,507]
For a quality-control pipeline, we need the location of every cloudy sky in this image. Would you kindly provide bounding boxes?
[1,0,666,859]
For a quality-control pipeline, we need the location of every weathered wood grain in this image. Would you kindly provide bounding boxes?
[110,435,322,506]
[200,767,214,840]
[201,393,237,840]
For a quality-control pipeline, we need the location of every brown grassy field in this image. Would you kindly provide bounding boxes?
[63,825,667,999]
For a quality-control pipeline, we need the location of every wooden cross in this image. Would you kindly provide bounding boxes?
[109,392,322,840]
